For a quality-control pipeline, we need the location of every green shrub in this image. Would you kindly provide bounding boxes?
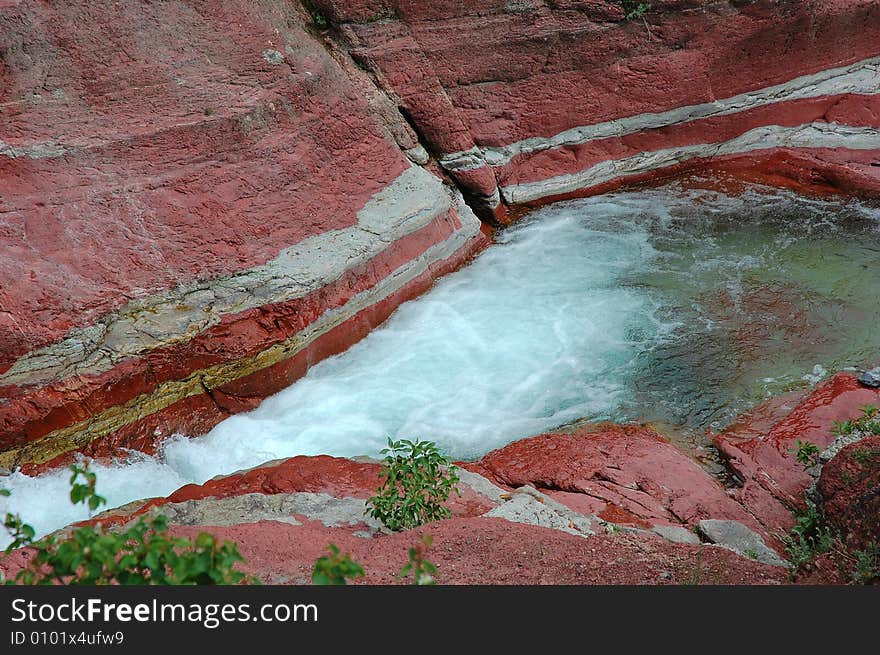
[366,438,460,532]
[832,419,856,436]
[311,544,364,585]
[2,464,252,585]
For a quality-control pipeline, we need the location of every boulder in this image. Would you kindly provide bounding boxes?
[477,424,766,538]
[859,367,880,388]
[697,519,787,567]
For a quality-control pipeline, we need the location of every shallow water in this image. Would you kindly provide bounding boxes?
[2,183,879,544]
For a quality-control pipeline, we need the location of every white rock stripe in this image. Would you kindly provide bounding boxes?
[0,138,72,159]
[1,166,482,389]
[0,202,479,468]
[440,56,880,172]
[501,122,880,204]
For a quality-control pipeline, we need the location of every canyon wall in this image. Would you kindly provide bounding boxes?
[315,0,880,220]
[1,0,879,467]
[0,0,487,469]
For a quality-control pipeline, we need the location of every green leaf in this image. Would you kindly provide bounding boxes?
[4,467,252,586]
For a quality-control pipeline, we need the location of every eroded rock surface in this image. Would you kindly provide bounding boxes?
[0,1,486,468]
[314,0,880,218]
[818,435,880,551]
[474,424,765,538]
[716,373,880,535]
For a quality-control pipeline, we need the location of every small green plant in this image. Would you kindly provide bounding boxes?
[745,548,759,561]
[302,0,327,28]
[861,404,880,420]
[780,502,837,580]
[311,544,364,585]
[2,464,252,585]
[397,534,438,586]
[831,419,856,436]
[794,440,821,470]
[366,438,460,532]
[618,1,651,20]
[832,405,880,437]
[851,542,879,584]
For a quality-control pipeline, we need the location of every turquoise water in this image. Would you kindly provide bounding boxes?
[2,183,879,544]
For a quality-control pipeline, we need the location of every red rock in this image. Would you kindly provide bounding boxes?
[707,148,880,200]
[84,453,496,531]
[0,1,486,466]
[497,95,880,189]
[169,456,382,502]
[1,1,400,358]
[326,0,880,214]
[3,0,878,494]
[716,373,880,532]
[0,514,787,585]
[1,205,485,460]
[477,424,766,537]
[166,516,789,585]
[509,146,880,214]
[818,435,880,551]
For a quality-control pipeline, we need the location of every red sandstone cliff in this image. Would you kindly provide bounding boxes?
[1,3,880,587]
[2,1,878,466]
[0,0,487,468]
[315,0,880,220]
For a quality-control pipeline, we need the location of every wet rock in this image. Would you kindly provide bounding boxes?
[697,519,787,567]
[0,1,486,468]
[319,1,880,216]
[858,367,880,388]
[4,0,879,471]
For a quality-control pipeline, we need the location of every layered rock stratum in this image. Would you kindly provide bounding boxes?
[1,0,879,583]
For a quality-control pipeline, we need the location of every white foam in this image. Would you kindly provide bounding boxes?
[3,185,878,546]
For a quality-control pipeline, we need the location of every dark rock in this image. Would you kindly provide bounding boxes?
[858,367,880,388]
